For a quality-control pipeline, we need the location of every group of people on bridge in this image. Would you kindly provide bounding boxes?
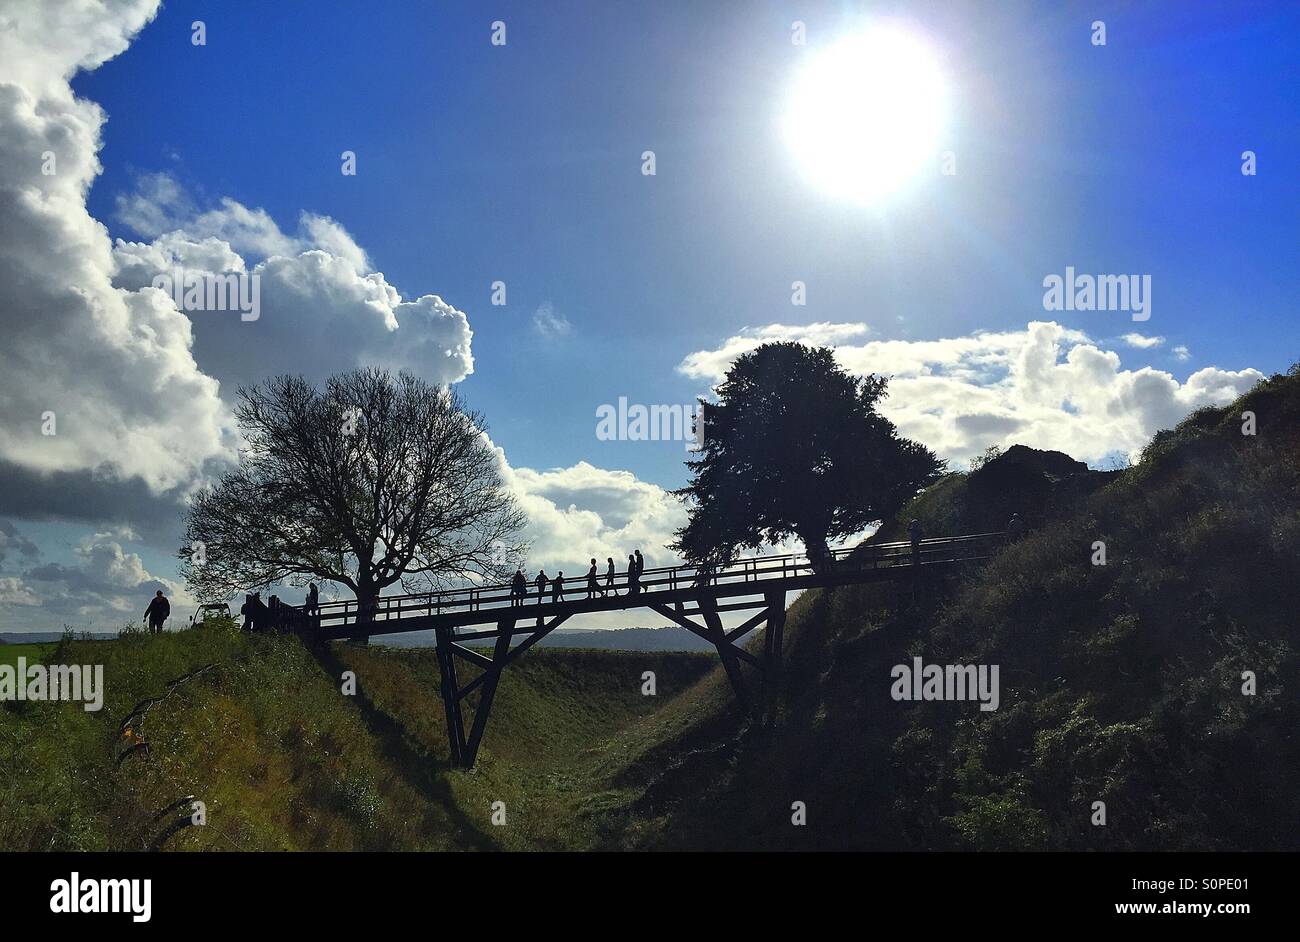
[239,582,319,632]
[509,549,648,606]
[210,513,1028,634]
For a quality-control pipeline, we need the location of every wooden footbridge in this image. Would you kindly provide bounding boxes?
[276,533,1005,768]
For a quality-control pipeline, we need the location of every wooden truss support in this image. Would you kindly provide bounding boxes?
[435,588,790,768]
[436,613,572,769]
[649,587,786,725]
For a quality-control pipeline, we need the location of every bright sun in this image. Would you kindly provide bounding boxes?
[782,24,948,205]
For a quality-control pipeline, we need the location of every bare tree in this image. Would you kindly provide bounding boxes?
[179,368,527,637]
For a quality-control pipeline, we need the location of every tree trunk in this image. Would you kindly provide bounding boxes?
[349,580,375,645]
[803,532,832,576]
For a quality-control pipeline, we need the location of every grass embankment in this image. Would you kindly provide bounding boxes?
[0,622,713,851]
[588,367,1300,850]
[6,368,1295,852]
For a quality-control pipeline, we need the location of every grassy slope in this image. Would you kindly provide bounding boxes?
[590,367,1300,850]
[0,621,712,851]
[5,369,1296,852]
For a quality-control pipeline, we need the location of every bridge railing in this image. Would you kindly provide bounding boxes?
[283,531,1006,634]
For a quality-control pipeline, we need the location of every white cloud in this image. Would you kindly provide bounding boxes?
[115,171,372,272]
[0,4,475,532]
[531,302,572,339]
[1120,333,1165,349]
[6,526,195,628]
[0,577,40,607]
[0,1,237,497]
[677,322,870,381]
[678,321,1263,465]
[1172,345,1191,361]
[111,174,475,391]
[507,460,685,570]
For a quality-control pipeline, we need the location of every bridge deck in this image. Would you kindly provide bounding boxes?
[283,533,1005,639]
[268,531,1006,768]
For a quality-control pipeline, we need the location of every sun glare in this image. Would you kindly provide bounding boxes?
[781,24,948,205]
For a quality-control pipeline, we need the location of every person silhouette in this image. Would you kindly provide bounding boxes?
[552,571,564,603]
[627,554,640,596]
[586,559,599,599]
[634,550,645,592]
[907,518,923,567]
[306,582,319,617]
[1007,512,1025,541]
[240,593,255,631]
[254,592,271,632]
[143,590,170,634]
[535,570,548,603]
[511,569,527,606]
[604,557,616,597]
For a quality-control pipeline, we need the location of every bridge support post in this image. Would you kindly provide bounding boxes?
[462,618,513,768]
[762,589,786,726]
[434,626,467,767]
[699,594,751,717]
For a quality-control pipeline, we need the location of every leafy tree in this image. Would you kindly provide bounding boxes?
[179,368,526,634]
[672,342,942,571]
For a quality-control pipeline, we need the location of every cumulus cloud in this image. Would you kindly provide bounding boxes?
[0,0,237,503]
[0,520,194,629]
[0,3,475,536]
[506,460,686,569]
[0,577,41,607]
[18,528,192,625]
[111,173,475,391]
[1120,333,1165,349]
[678,321,1263,465]
[1172,345,1191,362]
[677,322,870,381]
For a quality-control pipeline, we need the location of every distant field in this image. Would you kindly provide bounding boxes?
[0,643,55,668]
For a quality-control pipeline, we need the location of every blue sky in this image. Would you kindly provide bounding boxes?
[1,0,1296,631]
[76,0,1297,477]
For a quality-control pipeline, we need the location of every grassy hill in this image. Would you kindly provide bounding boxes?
[4,365,1296,852]
[581,364,1300,850]
[0,623,713,851]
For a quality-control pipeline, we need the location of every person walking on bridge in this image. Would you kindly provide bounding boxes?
[511,569,527,606]
[634,550,645,592]
[552,571,564,603]
[604,557,616,597]
[586,559,600,599]
[907,518,923,568]
[627,554,640,596]
[535,570,548,604]
[242,592,267,632]
[143,590,170,634]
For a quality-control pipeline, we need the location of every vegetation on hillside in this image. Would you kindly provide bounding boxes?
[6,368,1295,852]
[588,365,1300,850]
[0,622,712,851]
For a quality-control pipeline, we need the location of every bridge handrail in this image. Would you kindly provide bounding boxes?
[279,531,1007,629]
